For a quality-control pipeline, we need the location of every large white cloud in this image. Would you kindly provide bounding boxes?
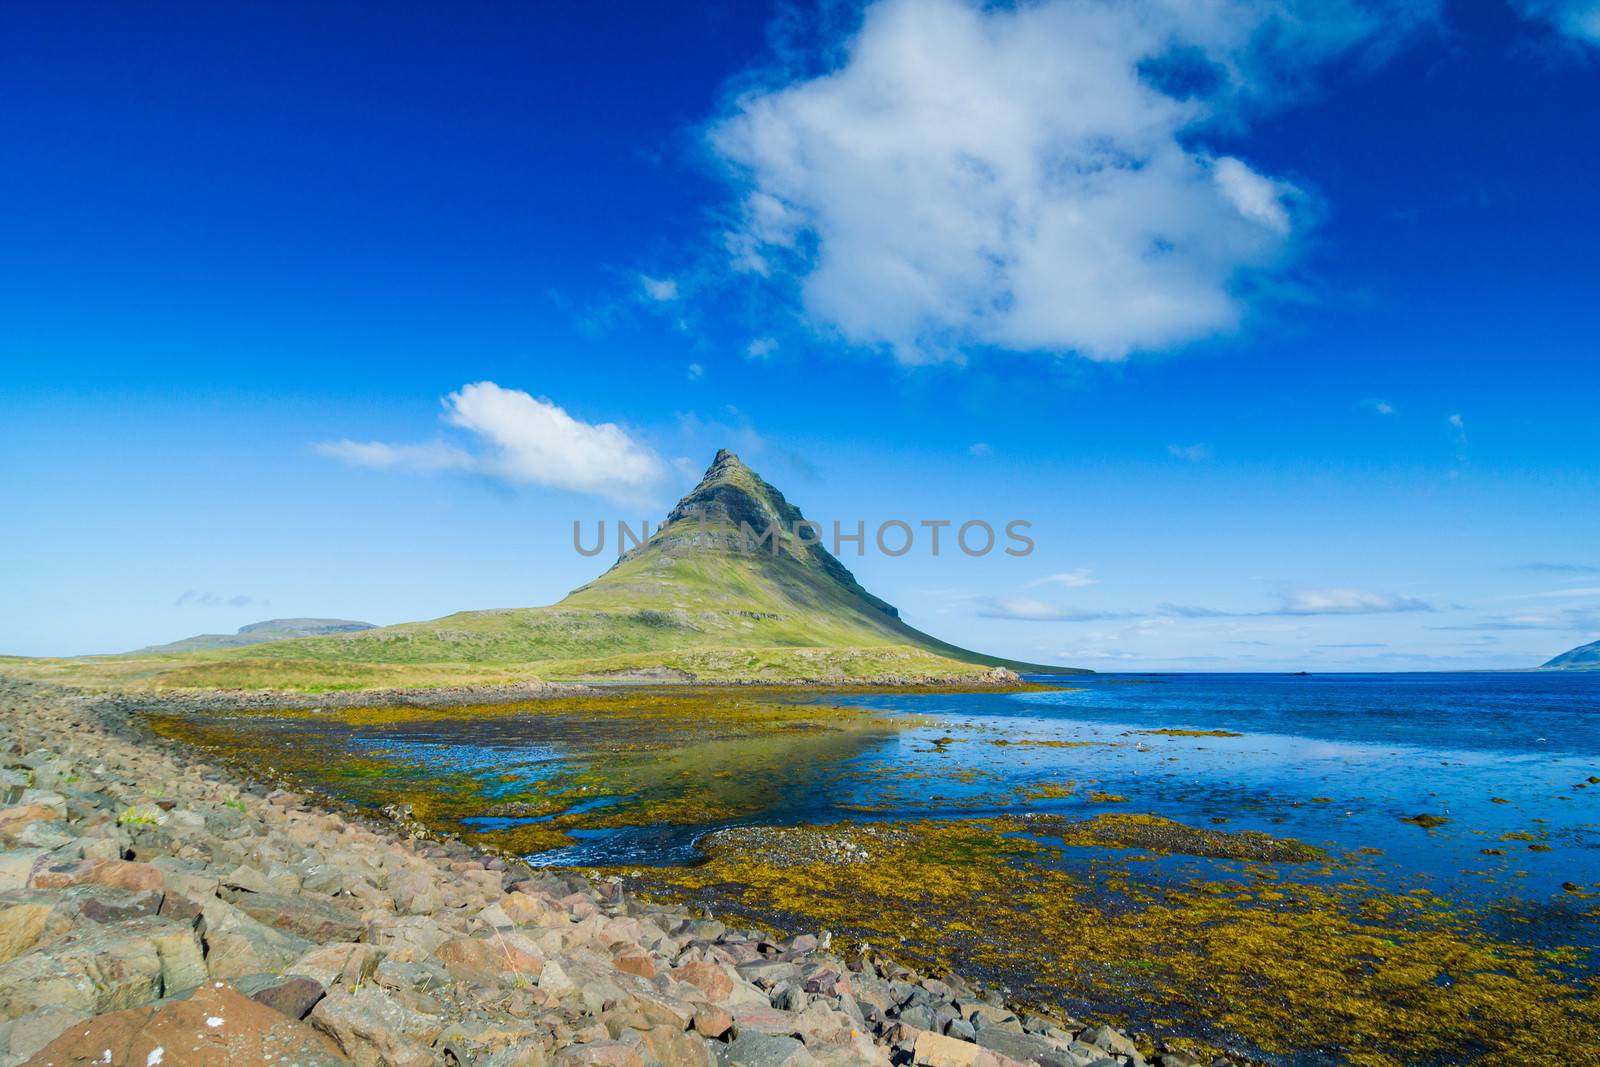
[710,0,1436,362]
[317,382,667,503]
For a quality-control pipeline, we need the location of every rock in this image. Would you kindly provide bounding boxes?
[0,1005,88,1064]
[732,1005,802,1038]
[196,896,315,979]
[0,850,44,890]
[0,917,196,1016]
[436,934,544,985]
[635,1024,718,1067]
[554,1039,647,1066]
[24,980,348,1066]
[289,942,380,990]
[914,1031,986,1067]
[311,986,442,1067]
[692,1003,734,1039]
[0,901,51,964]
[714,1031,816,1067]
[28,858,164,894]
[973,1026,1069,1065]
[674,961,734,1002]
[235,972,327,1019]
[220,887,365,942]
[1080,1026,1137,1058]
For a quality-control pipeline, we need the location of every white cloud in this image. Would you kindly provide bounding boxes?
[687,362,705,380]
[1529,586,1600,599]
[968,442,993,458]
[1276,588,1433,615]
[977,596,1126,622]
[1029,569,1100,589]
[710,0,1433,363]
[317,382,666,503]
[745,337,778,359]
[1359,398,1396,415]
[1513,0,1600,43]
[639,275,679,302]
[1213,157,1293,235]
[314,440,472,472]
[1168,443,1213,461]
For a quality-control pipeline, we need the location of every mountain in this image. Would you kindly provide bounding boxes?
[122,450,1085,690]
[131,618,375,654]
[1541,640,1600,670]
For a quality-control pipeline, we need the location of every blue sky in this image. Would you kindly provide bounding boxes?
[2,0,1597,669]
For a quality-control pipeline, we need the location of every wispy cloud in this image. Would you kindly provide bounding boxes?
[968,442,993,459]
[745,337,777,359]
[687,362,705,381]
[976,597,1128,623]
[1028,569,1099,589]
[1358,398,1396,415]
[1527,586,1600,599]
[1167,443,1213,462]
[639,275,679,302]
[1510,562,1600,575]
[175,591,267,608]
[317,382,666,503]
[1161,588,1433,618]
[1511,0,1600,44]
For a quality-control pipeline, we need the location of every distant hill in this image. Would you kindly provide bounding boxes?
[59,449,1084,690]
[1541,640,1600,670]
[131,618,375,654]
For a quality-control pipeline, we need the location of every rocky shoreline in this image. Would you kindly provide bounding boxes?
[0,676,1222,1067]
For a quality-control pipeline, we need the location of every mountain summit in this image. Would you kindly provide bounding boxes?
[103,451,1083,689]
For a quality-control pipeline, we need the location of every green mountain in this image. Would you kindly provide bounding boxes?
[83,450,1081,690]
[1541,640,1600,670]
[130,618,375,654]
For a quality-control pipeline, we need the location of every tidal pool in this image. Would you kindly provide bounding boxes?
[145,673,1600,1065]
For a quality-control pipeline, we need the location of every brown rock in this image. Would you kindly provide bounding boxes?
[671,962,732,1002]
[914,1031,985,1067]
[0,805,58,840]
[690,1003,733,1039]
[28,859,164,894]
[24,981,349,1065]
[221,887,365,942]
[612,949,657,980]
[0,901,51,964]
[311,986,442,1067]
[552,1040,645,1066]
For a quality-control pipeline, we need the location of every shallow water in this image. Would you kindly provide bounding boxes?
[147,671,1600,1063]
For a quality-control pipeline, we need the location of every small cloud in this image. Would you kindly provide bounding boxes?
[1359,398,1396,416]
[175,591,268,608]
[639,275,679,302]
[1276,588,1433,616]
[976,597,1127,622]
[687,362,705,380]
[1028,569,1099,590]
[1167,443,1212,462]
[317,382,666,504]
[1159,588,1433,618]
[968,442,993,458]
[1510,562,1600,575]
[745,337,778,360]
[1448,413,1467,445]
[1528,586,1600,599]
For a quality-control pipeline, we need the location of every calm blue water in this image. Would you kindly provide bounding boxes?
[811,672,1600,901]
[508,673,1600,911]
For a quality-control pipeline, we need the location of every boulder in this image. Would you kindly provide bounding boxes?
[311,985,442,1067]
[221,887,365,942]
[23,980,348,1066]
